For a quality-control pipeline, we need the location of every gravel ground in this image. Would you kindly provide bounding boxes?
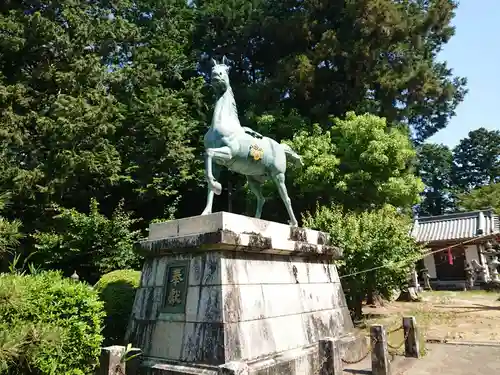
[402,343,500,375]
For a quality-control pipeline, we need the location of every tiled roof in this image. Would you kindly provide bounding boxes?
[411,209,499,243]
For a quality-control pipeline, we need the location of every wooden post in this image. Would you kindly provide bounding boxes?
[318,337,342,375]
[99,345,125,375]
[403,316,420,358]
[371,324,391,375]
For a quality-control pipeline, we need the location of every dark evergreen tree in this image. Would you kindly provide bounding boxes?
[452,128,500,191]
[193,0,467,143]
[416,143,455,216]
[0,0,206,273]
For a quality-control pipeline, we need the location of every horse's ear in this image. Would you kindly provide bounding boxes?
[210,58,217,67]
[222,55,230,66]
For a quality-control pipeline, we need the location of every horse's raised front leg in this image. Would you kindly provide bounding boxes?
[205,146,233,195]
[202,163,220,216]
[247,176,265,218]
[272,173,298,227]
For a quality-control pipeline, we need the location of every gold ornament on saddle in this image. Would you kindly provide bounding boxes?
[249,144,264,161]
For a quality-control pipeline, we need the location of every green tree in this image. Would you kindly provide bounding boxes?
[0,192,22,273]
[0,193,22,257]
[238,112,423,224]
[108,0,208,221]
[0,1,132,233]
[452,128,500,191]
[194,0,467,143]
[456,183,500,214]
[0,1,206,264]
[327,112,423,210]
[304,204,422,320]
[32,199,141,284]
[276,112,423,220]
[416,143,455,216]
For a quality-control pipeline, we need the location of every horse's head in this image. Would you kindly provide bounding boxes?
[210,56,231,92]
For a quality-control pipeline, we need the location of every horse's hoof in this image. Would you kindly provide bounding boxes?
[213,181,222,195]
[201,210,210,216]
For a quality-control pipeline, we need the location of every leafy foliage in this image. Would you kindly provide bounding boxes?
[0,193,22,257]
[0,2,128,234]
[108,0,208,221]
[452,128,500,191]
[33,199,141,284]
[328,113,423,209]
[416,143,455,216]
[0,271,104,374]
[0,0,206,259]
[456,183,500,214]
[95,269,141,346]
[417,129,500,217]
[279,112,424,219]
[0,0,470,290]
[304,204,422,320]
[194,0,467,143]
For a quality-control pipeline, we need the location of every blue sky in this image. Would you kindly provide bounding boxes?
[428,0,500,148]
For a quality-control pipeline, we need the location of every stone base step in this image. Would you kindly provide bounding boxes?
[138,333,368,375]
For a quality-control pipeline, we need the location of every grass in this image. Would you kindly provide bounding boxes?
[355,290,500,357]
[357,315,427,357]
[420,290,493,299]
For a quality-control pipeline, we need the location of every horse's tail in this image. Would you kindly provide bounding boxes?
[282,143,304,167]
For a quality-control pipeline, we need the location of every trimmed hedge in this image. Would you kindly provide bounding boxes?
[0,271,105,374]
[95,269,141,345]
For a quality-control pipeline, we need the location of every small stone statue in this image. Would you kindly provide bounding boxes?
[489,256,500,282]
[471,259,489,283]
[421,267,432,291]
[201,56,303,226]
[464,262,474,290]
[410,268,421,291]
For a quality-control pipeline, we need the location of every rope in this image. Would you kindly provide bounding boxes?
[341,324,413,365]
[339,233,494,279]
[386,325,403,335]
[341,343,372,364]
[387,327,410,351]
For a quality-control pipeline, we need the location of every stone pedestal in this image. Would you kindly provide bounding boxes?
[126,212,366,375]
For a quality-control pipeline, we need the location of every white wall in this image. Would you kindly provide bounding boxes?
[465,245,480,265]
[423,253,436,278]
[423,244,492,281]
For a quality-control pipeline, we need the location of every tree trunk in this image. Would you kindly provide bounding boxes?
[349,294,364,322]
[366,288,375,306]
[397,287,421,302]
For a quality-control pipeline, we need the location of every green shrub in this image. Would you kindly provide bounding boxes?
[33,199,142,285]
[95,269,141,345]
[484,280,500,292]
[0,271,104,374]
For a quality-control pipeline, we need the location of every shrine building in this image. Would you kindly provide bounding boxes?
[411,209,500,289]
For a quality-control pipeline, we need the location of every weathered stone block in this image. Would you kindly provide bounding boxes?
[318,337,342,375]
[139,212,342,258]
[99,345,125,375]
[403,316,420,358]
[219,361,249,375]
[128,212,361,375]
[371,324,391,375]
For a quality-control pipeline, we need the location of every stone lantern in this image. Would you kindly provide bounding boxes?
[490,257,500,282]
[483,241,500,282]
[70,270,80,282]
